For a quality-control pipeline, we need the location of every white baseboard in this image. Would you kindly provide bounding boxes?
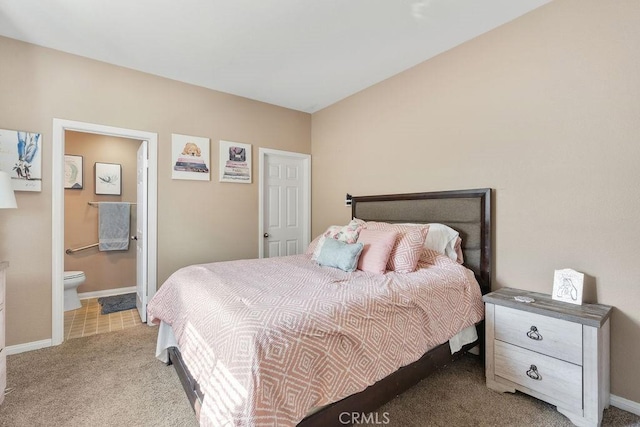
[6,339,52,356]
[611,394,640,416]
[78,286,136,300]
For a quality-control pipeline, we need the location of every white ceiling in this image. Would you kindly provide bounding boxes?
[0,0,550,113]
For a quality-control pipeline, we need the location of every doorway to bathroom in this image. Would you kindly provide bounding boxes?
[52,119,158,345]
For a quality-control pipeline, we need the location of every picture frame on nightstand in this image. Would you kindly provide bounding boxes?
[552,268,584,305]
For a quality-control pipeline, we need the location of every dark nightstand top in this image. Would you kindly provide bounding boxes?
[483,287,613,328]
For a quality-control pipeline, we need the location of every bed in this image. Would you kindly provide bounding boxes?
[148,188,492,426]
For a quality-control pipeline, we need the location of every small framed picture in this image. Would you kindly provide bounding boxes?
[171,133,211,181]
[64,155,83,189]
[552,269,584,305]
[95,162,122,195]
[219,140,252,183]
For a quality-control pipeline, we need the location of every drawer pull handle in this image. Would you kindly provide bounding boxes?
[526,365,542,381]
[526,326,542,341]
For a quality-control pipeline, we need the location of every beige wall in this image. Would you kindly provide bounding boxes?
[312,0,640,403]
[0,36,311,345]
[64,132,139,293]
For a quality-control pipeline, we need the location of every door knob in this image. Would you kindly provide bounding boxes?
[263,233,269,238]
[131,236,138,240]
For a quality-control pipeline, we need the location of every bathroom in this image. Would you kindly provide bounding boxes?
[63,130,142,339]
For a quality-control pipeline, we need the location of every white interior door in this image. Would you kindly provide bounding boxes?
[261,150,310,258]
[136,141,148,322]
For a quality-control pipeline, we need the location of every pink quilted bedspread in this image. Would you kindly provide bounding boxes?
[147,252,484,426]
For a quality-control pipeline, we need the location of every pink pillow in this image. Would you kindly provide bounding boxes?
[324,220,362,243]
[311,221,364,260]
[365,222,429,273]
[356,229,398,274]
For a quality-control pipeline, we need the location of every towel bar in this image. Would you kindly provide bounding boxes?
[88,201,136,207]
[65,243,99,254]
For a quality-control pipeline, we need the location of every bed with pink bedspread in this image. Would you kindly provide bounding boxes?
[148,188,492,427]
[148,250,483,426]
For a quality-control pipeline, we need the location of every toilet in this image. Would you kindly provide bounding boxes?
[63,271,85,311]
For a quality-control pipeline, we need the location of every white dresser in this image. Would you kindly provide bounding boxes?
[0,261,7,406]
[484,287,612,427]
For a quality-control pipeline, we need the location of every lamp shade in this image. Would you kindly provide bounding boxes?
[0,171,17,209]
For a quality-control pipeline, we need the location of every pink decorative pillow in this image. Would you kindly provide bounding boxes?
[312,221,364,260]
[365,222,429,273]
[324,220,362,243]
[356,229,399,274]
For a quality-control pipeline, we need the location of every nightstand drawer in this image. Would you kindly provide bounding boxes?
[495,340,582,410]
[495,305,582,365]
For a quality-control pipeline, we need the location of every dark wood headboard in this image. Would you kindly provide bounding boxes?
[351,188,492,293]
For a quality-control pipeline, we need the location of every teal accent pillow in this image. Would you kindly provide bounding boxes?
[316,238,364,272]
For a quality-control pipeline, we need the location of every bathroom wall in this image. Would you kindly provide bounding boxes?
[64,131,139,294]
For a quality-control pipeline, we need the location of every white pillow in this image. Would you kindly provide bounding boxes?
[424,223,459,261]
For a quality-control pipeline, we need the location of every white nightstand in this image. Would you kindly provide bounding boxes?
[483,287,612,427]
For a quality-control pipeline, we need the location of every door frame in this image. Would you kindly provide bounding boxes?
[136,141,149,323]
[51,119,158,345]
[258,148,311,258]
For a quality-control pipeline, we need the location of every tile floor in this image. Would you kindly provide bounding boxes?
[63,297,142,340]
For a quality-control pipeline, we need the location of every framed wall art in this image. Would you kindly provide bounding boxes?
[0,128,42,192]
[552,268,584,305]
[219,140,251,183]
[64,155,83,189]
[171,133,210,181]
[95,162,122,195]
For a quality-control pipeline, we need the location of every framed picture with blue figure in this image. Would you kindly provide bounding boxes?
[64,155,83,189]
[0,128,42,192]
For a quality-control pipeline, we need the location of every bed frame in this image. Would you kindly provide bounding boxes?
[167,188,492,426]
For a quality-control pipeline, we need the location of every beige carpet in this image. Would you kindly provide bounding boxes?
[0,325,197,427]
[0,325,638,427]
[361,355,640,427]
